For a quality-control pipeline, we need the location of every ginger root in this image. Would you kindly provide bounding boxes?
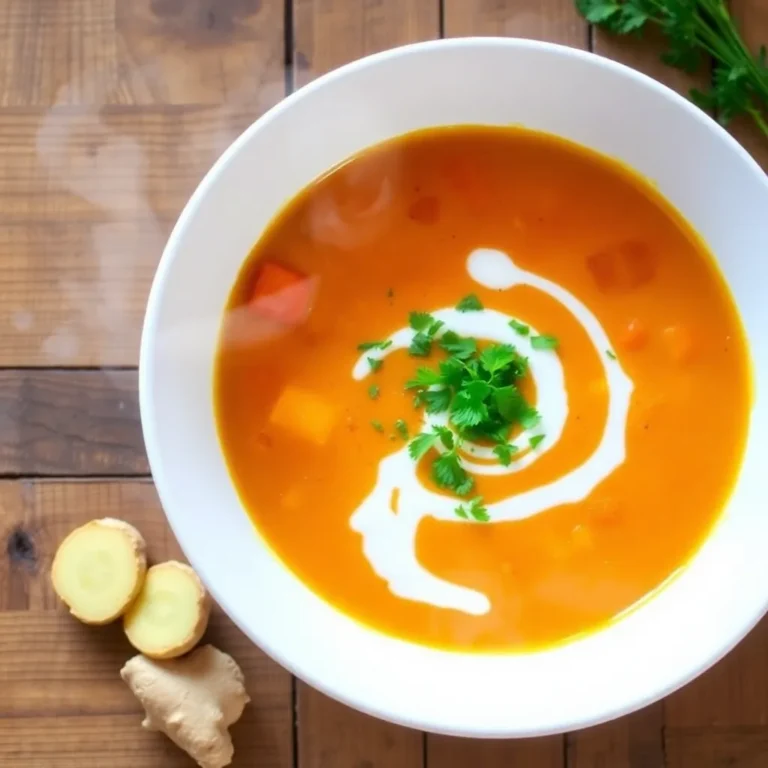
[121,645,250,768]
[124,560,211,659]
[51,518,147,624]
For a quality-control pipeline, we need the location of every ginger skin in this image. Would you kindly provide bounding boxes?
[121,645,250,768]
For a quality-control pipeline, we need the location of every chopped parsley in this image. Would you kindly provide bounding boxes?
[455,497,490,522]
[509,318,530,336]
[606,349,617,360]
[358,339,392,352]
[493,443,519,466]
[357,300,560,503]
[456,294,484,312]
[531,334,559,351]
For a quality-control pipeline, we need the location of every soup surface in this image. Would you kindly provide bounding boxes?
[215,127,750,652]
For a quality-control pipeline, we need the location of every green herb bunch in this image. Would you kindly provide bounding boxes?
[576,0,768,138]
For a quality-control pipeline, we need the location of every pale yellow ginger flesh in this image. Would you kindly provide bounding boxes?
[121,645,250,768]
[51,518,147,624]
[124,561,211,659]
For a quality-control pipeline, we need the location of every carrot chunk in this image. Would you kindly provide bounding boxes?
[249,262,317,326]
[269,386,337,445]
[662,325,694,364]
[621,318,649,351]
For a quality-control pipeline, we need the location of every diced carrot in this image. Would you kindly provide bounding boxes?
[249,262,317,326]
[269,386,337,445]
[586,241,656,293]
[621,318,649,351]
[662,325,694,364]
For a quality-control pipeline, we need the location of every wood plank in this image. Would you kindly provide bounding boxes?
[566,705,664,768]
[442,0,584,44]
[431,4,587,766]
[0,0,284,107]
[291,2,438,766]
[428,736,564,768]
[665,616,768,766]
[728,0,768,171]
[298,688,424,768]
[0,369,146,477]
[0,0,285,366]
[292,0,440,87]
[0,479,293,767]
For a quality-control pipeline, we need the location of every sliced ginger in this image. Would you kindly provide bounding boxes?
[124,561,211,659]
[51,518,147,625]
[121,645,250,768]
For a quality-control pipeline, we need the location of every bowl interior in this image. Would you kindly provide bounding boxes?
[140,38,768,736]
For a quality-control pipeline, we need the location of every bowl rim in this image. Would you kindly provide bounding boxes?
[139,36,768,737]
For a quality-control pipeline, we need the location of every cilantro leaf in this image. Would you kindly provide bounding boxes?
[433,452,472,495]
[368,384,380,400]
[371,420,384,433]
[606,349,617,360]
[494,386,527,422]
[367,356,383,372]
[406,367,443,389]
[394,419,409,440]
[451,381,491,427]
[456,294,484,312]
[439,357,467,388]
[480,343,518,375]
[358,340,392,352]
[420,388,452,414]
[531,334,559,351]
[529,434,545,450]
[455,497,490,522]
[408,432,438,460]
[409,333,432,357]
[520,407,541,430]
[409,311,434,331]
[509,318,530,336]
[439,331,477,360]
[493,443,519,466]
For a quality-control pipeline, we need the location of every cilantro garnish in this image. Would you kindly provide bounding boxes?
[531,335,559,351]
[509,319,530,336]
[493,443,519,466]
[371,420,384,433]
[456,294,484,312]
[358,340,392,352]
[367,357,383,372]
[455,497,490,522]
[368,384,380,400]
[606,349,617,360]
[357,301,560,502]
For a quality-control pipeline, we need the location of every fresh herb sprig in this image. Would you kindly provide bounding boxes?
[576,0,768,138]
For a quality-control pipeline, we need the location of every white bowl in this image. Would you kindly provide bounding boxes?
[140,38,768,736]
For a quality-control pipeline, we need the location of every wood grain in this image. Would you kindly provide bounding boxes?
[0,479,293,767]
[292,0,440,87]
[728,0,768,171]
[0,369,146,476]
[0,0,285,366]
[442,0,585,45]
[428,736,564,768]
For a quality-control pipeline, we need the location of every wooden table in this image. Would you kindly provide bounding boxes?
[1,1,767,766]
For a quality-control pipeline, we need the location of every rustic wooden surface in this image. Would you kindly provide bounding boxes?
[1,0,767,766]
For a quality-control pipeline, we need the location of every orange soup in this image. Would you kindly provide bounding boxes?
[215,127,750,652]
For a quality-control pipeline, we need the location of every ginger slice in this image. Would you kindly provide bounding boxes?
[121,645,250,768]
[124,561,211,659]
[51,518,147,625]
